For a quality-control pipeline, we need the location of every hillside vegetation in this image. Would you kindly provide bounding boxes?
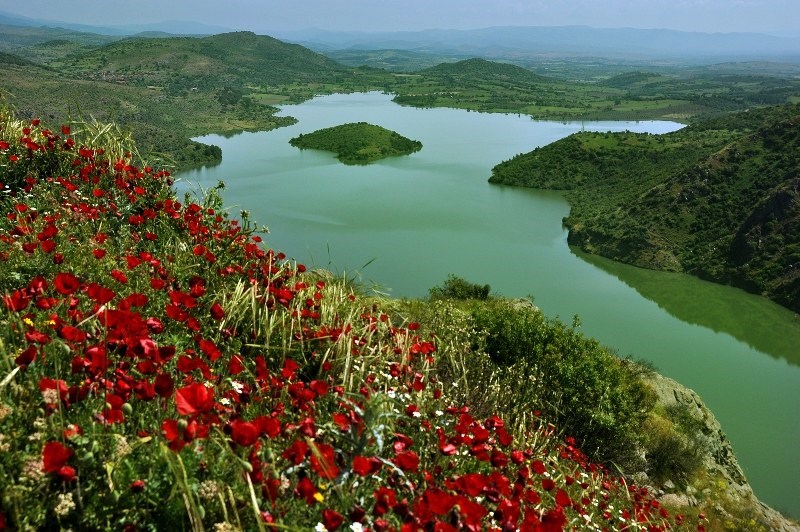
[3,26,800,171]
[0,31,384,171]
[490,103,800,311]
[0,108,698,531]
[290,122,422,165]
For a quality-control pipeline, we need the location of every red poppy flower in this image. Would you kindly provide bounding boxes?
[15,345,37,367]
[282,439,309,465]
[86,283,116,305]
[373,487,396,516]
[555,488,571,508]
[255,416,281,438]
[56,465,77,483]
[393,450,419,473]
[53,272,80,295]
[310,442,339,479]
[110,269,128,284]
[43,441,73,473]
[295,477,318,505]
[332,412,351,431]
[154,374,174,398]
[352,455,382,477]
[210,302,225,320]
[3,290,30,311]
[231,420,259,447]
[59,326,87,343]
[228,355,245,375]
[175,382,215,416]
[198,339,221,361]
[322,509,344,531]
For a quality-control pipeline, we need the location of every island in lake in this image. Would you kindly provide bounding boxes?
[289,122,422,164]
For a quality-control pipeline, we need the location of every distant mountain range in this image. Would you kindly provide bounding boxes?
[0,9,232,36]
[2,7,798,63]
[275,26,800,63]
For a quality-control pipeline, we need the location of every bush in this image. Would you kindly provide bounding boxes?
[428,274,491,301]
[469,300,655,470]
[643,406,708,486]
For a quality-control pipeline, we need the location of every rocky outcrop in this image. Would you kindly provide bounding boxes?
[644,373,799,531]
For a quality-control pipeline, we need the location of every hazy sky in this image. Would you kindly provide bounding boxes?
[2,0,798,35]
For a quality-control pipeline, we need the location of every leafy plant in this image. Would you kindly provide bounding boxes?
[428,274,491,301]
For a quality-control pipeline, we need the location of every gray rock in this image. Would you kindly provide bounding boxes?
[643,374,800,531]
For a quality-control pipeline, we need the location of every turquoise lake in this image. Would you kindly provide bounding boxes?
[179,92,800,517]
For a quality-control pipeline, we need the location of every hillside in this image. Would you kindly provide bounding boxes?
[0,31,374,170]
[489,103,800,311]
[54,31,350,90]
[289,122,422,164]
[422,58,550,84]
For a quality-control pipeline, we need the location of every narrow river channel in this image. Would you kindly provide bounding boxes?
[180,92,800,517]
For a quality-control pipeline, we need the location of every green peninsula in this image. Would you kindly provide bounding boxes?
[489,103,800,312]
[289,122,422,164]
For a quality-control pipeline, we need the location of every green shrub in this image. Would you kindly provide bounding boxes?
[469,299,655,470]
[428,274,491,301]
[643,405,708,485]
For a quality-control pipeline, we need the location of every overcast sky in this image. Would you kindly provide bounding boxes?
[2,0,798,35]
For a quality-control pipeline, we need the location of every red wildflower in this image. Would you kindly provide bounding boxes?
[373,487,396,516]
[210,302,225,320]
[394,450,420,473]
[295,477,318,505]
[42,441,73,473]
[255,415,281,438]
[53,272,80,295]
[15,345,37,367]
[175,382,215,416]
[310,442,339,479]
[555,488,572,508]
[282,439,309,465]
[86,283,116,305]
[352,456,382,477]
[154,374,174,398]
[198,338,222,361]
[321,509,344,531]
[3,290,30,311]
[230,420,259,447]
[110,269,128,284]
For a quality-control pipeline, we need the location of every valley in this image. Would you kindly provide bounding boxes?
[1,16,799,527]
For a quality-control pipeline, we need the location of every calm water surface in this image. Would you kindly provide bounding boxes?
[180,92,800,517]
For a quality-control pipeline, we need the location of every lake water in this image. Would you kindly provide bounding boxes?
[180,92,800,517]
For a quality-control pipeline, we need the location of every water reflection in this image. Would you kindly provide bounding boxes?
[573,249,800,366]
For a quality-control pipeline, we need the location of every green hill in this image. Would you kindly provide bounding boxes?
[422,57,549,84]
[489,103,800,311]
[0,31,366,170]
[56,31,350,91]
[289,122,422,164]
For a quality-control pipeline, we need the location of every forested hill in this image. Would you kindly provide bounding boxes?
[57,31,350,89]
[0,31,363,170]
[422,58,549,84]
[489,104,800,311]
[289,122,422,165]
